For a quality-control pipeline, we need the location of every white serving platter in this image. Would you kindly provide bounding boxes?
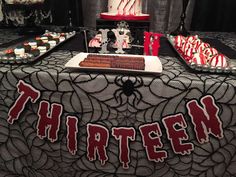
[65,52,163,74]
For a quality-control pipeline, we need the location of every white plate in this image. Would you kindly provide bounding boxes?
[65,53,163,74]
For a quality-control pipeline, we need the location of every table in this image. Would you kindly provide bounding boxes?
[0,29,236,177]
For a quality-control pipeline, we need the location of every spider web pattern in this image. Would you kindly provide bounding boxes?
[0,33,236,177]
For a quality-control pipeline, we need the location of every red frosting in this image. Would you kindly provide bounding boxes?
[173,35,228,67]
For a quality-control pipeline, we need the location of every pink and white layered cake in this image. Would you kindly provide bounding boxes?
[100,0,150,21]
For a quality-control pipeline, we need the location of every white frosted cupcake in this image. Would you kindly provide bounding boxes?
[28,41,37,49]
[48,40,57,47]
[59,36,66,42]
[14,47,25,57]
[38,46,47,53]
[41,36,48,43]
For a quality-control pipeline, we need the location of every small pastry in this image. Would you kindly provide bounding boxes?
[186,35,198,44]
[181,42,192,54]
[48,40,57,47]
[14,47,25,57]
[184,47,197,59]
[39,43,50,50]
[192,39,202,49]
[59,36,66,42]
[41,36,49,43]
[196,42,210,53]
[203,47,218,58]
[38,46,47,53]
[174,35,185,48]
[1,55,9,63]
[191,52,207,65]
[28,41,37,49]
[209,54,228,68]
[23,43,32,53]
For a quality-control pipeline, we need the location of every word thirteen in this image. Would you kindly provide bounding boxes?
[7,80,224,169]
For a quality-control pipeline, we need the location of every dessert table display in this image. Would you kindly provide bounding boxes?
[0,29,236,177]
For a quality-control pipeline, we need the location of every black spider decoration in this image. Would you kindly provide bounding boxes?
[113,76,143,105]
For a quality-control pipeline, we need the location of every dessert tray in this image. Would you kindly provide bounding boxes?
[0,30,76,64]
[167,34,236,74]
[65,53,163,74]
[5,0,45,5]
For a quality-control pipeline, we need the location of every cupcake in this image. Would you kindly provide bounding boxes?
[28,41,37,49]
[38,46,47,53]
[41,36,49,43]
[59,36,66,42]
[23,43,32,53]
[1,55,9,63]
[14,47,25,57]
[48,40,57,47]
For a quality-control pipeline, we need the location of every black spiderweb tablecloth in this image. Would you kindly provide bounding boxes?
[0,31,236,177]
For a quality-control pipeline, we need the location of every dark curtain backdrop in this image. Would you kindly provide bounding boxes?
[0,0,83,27]
[49,0,83,27]
[191,0,236,32]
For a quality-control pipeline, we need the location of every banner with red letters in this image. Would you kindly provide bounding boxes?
[7,80,224,169]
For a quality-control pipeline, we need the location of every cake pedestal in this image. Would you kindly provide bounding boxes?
[100,12,150,21]
[96,19,150,45]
